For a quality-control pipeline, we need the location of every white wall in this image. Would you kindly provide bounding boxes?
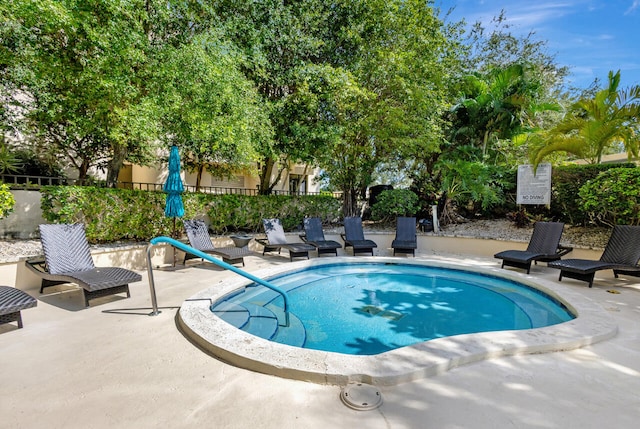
[0,190,45,239]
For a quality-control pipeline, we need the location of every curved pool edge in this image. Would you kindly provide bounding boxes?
[177,257,618,386]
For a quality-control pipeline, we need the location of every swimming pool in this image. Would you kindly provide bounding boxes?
[210,263,574,355]
[178,257,617,385]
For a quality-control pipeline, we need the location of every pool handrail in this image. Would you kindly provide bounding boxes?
[146,236,290,325]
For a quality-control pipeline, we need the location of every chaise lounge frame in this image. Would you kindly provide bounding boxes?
[341,216,378,256]
[257,218,315,261]
[548,225,640,288]
[494,221,572,274]
[300,217,342,256]
[183,219,249,266]
[25,224,141,307]
[0,286,37,329]
[392,216,418,256]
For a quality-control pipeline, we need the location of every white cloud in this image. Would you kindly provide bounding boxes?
[626,1,640,14]
[455,1,588,31]
[507,3,575,27]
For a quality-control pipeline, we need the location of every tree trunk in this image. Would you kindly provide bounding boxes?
[78,159,91,184]
[106,145,127,188]
[258,157,286,195]
[195,164,204,191]
[258,157,275,195]
[342,188,359,217]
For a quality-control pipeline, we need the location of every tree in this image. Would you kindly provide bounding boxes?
[530,70,640,166]
[152,33,271,190]
[425,9,568,220]
[210,0,342,194]
[1,0,159,182]
[463,10,568,94]
[447,63,558,164]
[318,0,461,216]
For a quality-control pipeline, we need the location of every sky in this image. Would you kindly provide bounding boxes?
[436,0,640,90]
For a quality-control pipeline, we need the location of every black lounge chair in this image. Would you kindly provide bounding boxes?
[0,286,37,329]
[548,225,640,288]
[341,216,377,256]
[183,219,249,266]
[25,224,141,307]
[494,221,572,274]
[392,217,417,256]
[257,218,315,261]
[300,217,342,256]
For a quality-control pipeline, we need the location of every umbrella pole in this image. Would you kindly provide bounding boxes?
[172,217,177,267]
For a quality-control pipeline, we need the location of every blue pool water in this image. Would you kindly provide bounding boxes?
[210,263,575,355]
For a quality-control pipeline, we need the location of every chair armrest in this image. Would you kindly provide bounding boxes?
[25,258,49,275]
[299,232,308,243]
[556,245,573,257]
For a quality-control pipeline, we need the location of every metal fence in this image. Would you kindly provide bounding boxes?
[0,174,340,197]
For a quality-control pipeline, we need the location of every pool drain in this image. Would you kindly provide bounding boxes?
[340,383,383,411]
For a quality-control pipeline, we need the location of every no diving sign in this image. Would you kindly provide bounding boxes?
[517,164,551,205]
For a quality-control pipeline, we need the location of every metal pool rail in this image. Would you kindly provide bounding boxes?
[145,236,290,325]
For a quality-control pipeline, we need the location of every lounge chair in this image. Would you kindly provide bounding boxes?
[392,217,417,256]
[257,218,315,261]
[494,221,573,274]
[0,286,37,329]
[300,217,342,256]
[548,225,640,288]
[25,224,141,307]
[183,219,249,266]
[341,216,377,256]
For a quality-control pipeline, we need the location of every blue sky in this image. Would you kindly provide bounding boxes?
[437,0,640,89]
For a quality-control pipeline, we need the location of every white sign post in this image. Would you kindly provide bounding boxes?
[517,163,552,205]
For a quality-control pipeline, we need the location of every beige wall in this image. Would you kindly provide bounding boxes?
[125,161,320,194]
[2,232,605,290]
[132,164,167,185]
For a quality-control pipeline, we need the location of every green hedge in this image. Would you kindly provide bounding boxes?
[40,186,341,242]
[370,189,419,222]
[459,163,637,224]
[550,163,636,224]
[579,168,640,226]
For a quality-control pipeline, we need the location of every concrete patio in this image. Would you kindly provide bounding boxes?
[2,236,640,428]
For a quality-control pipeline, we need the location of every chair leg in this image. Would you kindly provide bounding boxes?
[0,311,24,328]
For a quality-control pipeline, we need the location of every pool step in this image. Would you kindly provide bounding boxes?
[211,299,306,348]
[240,303,279,339]
[212,301,279,339]
[265,303,306,348]
[211,302,250,328]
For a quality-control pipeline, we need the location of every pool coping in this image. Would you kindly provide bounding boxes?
[177,257,618,386]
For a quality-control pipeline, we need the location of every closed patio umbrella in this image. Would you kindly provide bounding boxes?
[164,146,184,238]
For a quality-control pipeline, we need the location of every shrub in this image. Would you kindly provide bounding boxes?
[40,186,342,242]
[370,189,419,222]
[579,168,640,226]
[550,163,636,224]
[0,183,15,219]
[205,194,341,233]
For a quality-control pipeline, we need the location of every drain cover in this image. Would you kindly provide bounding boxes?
[340,383,383,411]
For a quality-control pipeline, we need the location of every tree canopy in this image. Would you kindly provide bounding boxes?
[1,0,635,224]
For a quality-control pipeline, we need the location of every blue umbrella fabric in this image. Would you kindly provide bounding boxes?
[164,146,185,219]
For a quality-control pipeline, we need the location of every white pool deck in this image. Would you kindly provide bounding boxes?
[2,236,640,428]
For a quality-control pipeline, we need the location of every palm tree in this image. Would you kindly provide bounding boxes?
[531,70,640,166]
[449,64,546,163]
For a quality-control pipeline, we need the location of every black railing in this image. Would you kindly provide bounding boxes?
[0,174,341,197]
